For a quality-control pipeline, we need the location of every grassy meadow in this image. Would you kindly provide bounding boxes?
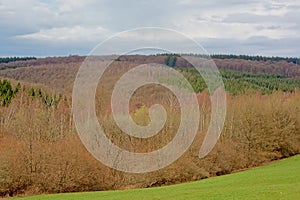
[16,155,300,200]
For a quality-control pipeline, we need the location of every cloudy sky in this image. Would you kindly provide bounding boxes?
[1,0,300,57]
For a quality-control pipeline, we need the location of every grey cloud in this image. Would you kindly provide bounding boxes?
[0,0,300,57]
[199,36,300,57]
[223,13,282,24]
[223,11,300,26]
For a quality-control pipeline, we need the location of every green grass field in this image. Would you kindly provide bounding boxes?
[16,155,300,200]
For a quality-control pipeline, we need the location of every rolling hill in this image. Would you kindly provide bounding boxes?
[0,55,300,94]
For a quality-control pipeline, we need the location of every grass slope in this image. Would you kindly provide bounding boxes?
[17,155,300,200]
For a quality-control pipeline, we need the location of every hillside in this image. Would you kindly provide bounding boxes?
[0,55,300,94]
[15,155,300,200]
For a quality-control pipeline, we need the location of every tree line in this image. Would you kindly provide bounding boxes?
[210,54,300,64]
[0,57,36,64]
[176,53,300,64]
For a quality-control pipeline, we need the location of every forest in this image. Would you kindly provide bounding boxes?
[0,54,299,197]
[178,68,300,95]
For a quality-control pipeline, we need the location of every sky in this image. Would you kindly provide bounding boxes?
[1,0,300,57]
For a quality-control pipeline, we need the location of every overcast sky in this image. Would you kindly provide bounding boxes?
[1,0,300,57]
